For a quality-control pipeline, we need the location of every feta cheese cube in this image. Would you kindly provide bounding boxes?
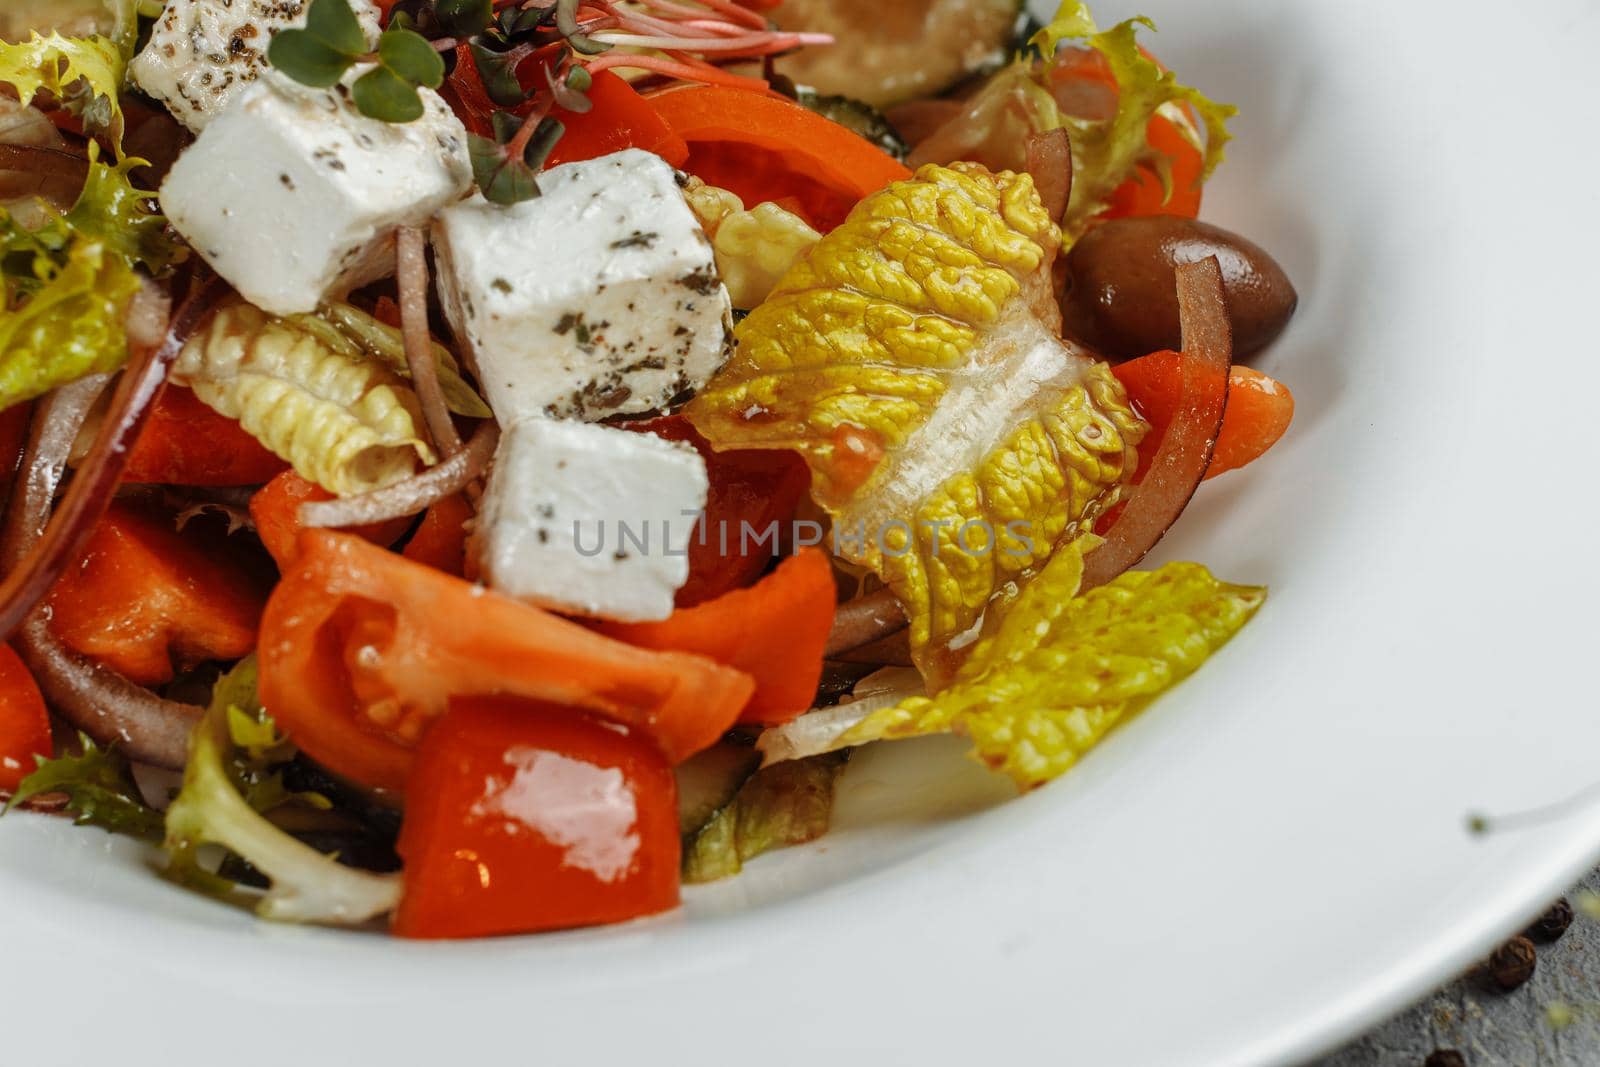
[161,69,473,317]
[473,418,709,623]
[130,0,383,133]
[432,149,733,424]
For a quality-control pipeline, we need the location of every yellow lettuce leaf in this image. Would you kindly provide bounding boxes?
[687,161,1146,678]
[841,545,1266,789]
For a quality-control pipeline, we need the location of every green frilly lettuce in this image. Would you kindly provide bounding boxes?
[163,657,401,925]
[0,31,128,148]
[5,733,164,840]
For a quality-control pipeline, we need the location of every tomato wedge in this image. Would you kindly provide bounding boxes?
[256,532,754,794]
[400,492,473,578]
[647,85,910,231]
[1114,352,1294,480]
[46,500,268,686]
[626,414,812,607]
[0,644,50,794]
[394,697,680,939]
[249,470,412,570]
[598,548,836,726]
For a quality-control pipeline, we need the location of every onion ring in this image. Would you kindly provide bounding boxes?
[823,586,907,658]
[396,227,463,459]
[0,270,224,642]
[1025,129,1072,226]
[298,419,499,530]
[0,377,200,769]
[1080,256,1232,589]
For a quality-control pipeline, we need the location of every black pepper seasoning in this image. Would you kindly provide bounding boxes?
[1486,936,1537,991]
[1524,898,1574,943]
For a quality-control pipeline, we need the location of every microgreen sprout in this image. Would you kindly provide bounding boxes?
[274,0,834,202]
[269,0,445,123]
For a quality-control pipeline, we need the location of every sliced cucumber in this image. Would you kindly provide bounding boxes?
[675,739,761,838]
[773,0,1025,109]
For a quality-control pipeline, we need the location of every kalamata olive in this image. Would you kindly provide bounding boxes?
[1061,216,1298,361]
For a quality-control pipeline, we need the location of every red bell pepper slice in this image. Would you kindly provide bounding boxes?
[0,643,50,794]
[249,469,412,570]
[598,548,835,726]
[647,85,911,232]
[546,71,689,169]
[627,414,812,607]
[122,386,287,487]
[46,500,268,686]
[394,696,680,939]
[256,531,755,794]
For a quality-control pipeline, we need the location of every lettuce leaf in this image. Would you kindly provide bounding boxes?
[839,546,1265,789]
[0,32,128,148]
[0,235,139,406]
[163,657,400,924]
[1033,2,1235,236]
[0,154,180,408]
[688,162,1146,680]
[908,1,1235,239]
[4,733,164,840]
[683,752,848,884]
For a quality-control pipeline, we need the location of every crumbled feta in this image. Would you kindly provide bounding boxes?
[160,68,473,317]
[432,149,733,424]
[130,0,383,133]
[472,418,709,623]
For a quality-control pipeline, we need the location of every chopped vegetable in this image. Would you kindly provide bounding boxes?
[675,739,760,837]
[838,545,1264,789]
[256,531,755,793]
[626,414,813,608]
[0,152,179,412]
[249,469,412,570]
[164,656,403,924]
[46,499,268,686]
[1081,257,1229,588]
[6,731,164,838]
[122,385,289,487]
[1114,353,1294,480]
[545,69,689,168]
[400,493,473,577]
[648,85,912,232]
[0,643,51,794]
[0,31,128,148]
[683,751,847,883]
[597,548,836,726]
[681,177,822,310]
[394,697,681,939]
[687,161,1146,679]
[908,2,1234,238]
[308,303,492,421]
[173,302,436,498]
[792,91,910,162]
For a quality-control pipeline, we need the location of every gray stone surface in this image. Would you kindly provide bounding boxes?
[1317,869,1600,1067]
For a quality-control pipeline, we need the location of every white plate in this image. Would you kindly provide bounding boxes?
[4,1,1598,1063]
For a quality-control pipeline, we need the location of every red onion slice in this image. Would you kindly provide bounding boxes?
[298,419,499,530]
[396,226,464,458]
[0,270,222,642]
[1080,256,1232,589]
[0,374,202,770]
[823,586,907,658]
[1025,128,1073,226]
